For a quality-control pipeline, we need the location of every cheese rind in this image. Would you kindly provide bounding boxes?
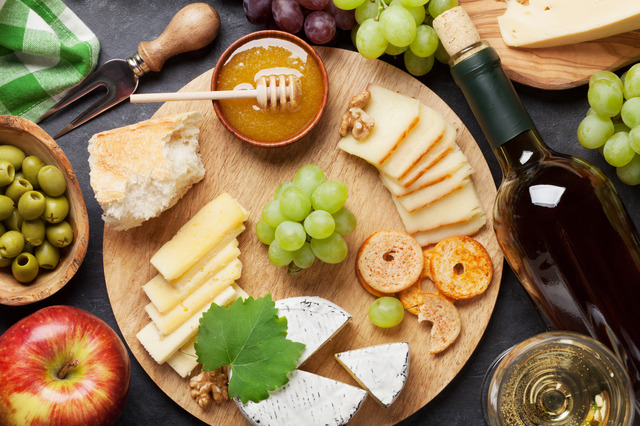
[150,193,248,280]
[335,342,410,408]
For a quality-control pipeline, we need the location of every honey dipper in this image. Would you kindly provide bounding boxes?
[130,74,301,111]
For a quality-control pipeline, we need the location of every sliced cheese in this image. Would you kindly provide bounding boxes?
[136,285,238,364]
[377,103,445,180]
[146,259,242,335]
[275,297,352,367]
[235,369,367,426]
[413,212,487,247]
[335,342,410,408]
[380,147,468,195]
[337,85,420,165]
[393,181,483,234]
[232,282,250,300]
[498,0,640,48]
[166,337,198,378]
[392,165,474,213]
[150,192,249,280]
[143,238,240,313]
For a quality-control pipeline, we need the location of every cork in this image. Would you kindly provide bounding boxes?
[433,6,481,57]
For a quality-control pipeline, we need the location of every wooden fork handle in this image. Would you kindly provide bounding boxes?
[137,3,220,73]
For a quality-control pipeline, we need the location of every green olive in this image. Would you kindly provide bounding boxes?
[37,165,66,197]
[17,191,46,220]
[0,230,25,258]
[5,178,33,203]
[0,222,6,236]
[0,160,15,187]
[0,195,14,221]
[0,145,25,171]
[21,155,45,188]
[22,219,45,246]
[11,252,38,283]
[45,220,73,248]
[13,171,25,181]
[0,254,12,268]
[42,195,69,224]
[35,240,60,270]
[4,209,23,232]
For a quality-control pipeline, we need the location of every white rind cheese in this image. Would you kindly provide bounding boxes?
[235,369,368,426]
[498,0,640,48]
[275,296,352,367]
[335,342,410,408]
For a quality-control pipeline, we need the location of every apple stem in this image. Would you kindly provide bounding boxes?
[57,360,78,379]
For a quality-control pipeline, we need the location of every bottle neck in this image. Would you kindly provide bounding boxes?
[450,42,538,154]
[494,129,551,175]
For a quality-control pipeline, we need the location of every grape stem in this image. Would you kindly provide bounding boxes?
[376,0,388,20]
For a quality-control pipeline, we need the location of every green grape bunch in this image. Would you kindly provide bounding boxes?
[256,164,357,274]
[334,0,457,76]
[576,64,640,185]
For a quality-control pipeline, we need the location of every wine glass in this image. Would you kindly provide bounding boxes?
[482,331,635,425]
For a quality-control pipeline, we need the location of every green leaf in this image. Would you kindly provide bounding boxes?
[194,293,305,404]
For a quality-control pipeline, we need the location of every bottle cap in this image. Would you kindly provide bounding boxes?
[433,6,481,57]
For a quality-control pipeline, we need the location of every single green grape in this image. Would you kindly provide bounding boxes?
[311,181,348,214]
[630,127,640,154]
[400,0,429,6]
[434,39,450,63]
[588,79,624,117]
[404,49,434,76]
[268,240,294,267]
[577,113,614,149]
[603,132,635,167]
[589,71,623,92]
[274,182,294,199]
[275,220,306,252]
[255,218,276,245]
[379,5,416,47]
[279,186,312,222]
[385,43,408,56]
[333,0,367,10]
[623,63,640,99]
[617,154,640,185]
[293,164,325,197]
[356,19,388,59]
[390,0,425,26]
[332,207,357,235]
[310,233,348,264]
[614,121,631,134]
[292,242,316,269]
[262,199,288,228]
[428,0,457,18]
[355,0,378,24]
[351,24,359,47]
[410,25,438,58]
[621,97,640,129]
[304,210,336,239]
[368,297,405,328]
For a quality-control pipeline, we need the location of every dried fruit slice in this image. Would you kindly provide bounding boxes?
[418,293,461,354]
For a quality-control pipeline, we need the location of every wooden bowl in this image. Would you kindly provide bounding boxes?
[0,116,89,306]
[211,30,329,147]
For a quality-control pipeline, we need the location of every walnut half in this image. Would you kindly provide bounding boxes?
[339,90,374,141]
[189,367,229,408]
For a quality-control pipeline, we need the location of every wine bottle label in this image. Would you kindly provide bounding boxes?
[450,47,535,150]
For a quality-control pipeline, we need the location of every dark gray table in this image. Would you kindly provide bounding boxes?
[2,1,638,424]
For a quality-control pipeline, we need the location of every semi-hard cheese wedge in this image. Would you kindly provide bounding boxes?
[337,85,420,165]
[143,238,241,313]
[235,369,367,426]
[377,103,445,180]
[146,259,242,335]
[335,342,410,408]
[137,285,239,364]
[275,297,352,367]
[498,0,640,48]
[166,337,198,378]
[413,212,486,247]
[150,192,248,280]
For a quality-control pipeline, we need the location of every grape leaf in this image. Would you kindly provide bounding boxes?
[194,293,305,404]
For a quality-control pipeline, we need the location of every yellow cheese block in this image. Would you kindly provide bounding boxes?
[146,259,242,335]
[151,192,248,280]
[413,212,486,247]
[166,337,199,378]
[143,238,241,313]
[498,0,640,48]
[337,85,420,165]
[377,104,445,180]
[136,285,239,364]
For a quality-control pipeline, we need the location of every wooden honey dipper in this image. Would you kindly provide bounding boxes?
[130,74,301,111]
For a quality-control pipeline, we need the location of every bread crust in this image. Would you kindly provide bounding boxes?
[356,230,423,294]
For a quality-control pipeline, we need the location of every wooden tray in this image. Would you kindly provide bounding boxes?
[460,0,640,90]
[104,47,503,425]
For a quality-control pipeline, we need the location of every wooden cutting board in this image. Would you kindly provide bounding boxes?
[460,0,640,90]
[104,47,503,425]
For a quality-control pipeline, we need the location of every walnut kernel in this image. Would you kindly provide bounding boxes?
[189,367,229,408]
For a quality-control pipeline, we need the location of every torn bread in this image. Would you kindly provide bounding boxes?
[88,111,205,231]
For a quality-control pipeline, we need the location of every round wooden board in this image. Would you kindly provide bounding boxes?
[459,0,640,90]
[104,47,503,425]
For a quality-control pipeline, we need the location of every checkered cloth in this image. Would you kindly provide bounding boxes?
[0,0,99,122]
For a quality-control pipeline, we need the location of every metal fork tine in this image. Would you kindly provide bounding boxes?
[39,71,108,122]
[53,91,126,138]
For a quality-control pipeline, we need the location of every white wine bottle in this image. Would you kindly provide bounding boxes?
[434,7,640,421]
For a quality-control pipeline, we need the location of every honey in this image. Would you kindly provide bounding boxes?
[216,37,325,143]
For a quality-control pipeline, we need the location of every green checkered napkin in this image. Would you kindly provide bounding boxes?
[0,0,100,122]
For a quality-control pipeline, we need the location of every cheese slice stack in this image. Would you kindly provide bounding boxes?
[338,84,486,246]
[137,192,249,378]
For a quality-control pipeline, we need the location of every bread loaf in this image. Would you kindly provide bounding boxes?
[88,111,205,231]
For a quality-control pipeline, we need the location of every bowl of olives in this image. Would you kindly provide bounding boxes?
[0,115,89,306]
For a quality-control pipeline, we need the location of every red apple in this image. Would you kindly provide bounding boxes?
[0,305,130,425]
